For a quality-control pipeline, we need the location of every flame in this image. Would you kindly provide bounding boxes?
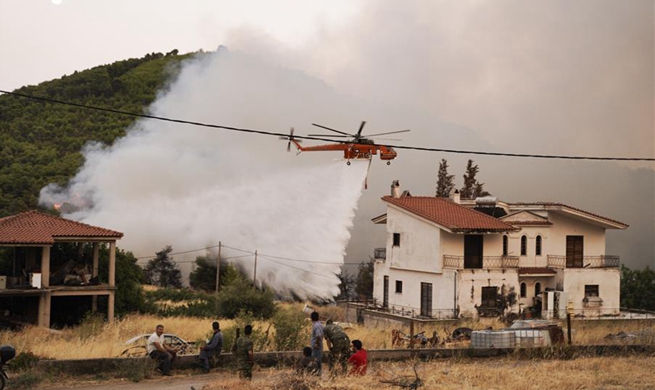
[53,203,62,210]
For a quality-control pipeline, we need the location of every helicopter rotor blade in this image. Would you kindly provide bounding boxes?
[307,134,349,138]
[311,123,353,137]
[356,121,367,138]
[365,129,411,137]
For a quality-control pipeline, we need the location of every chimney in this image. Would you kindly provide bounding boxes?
[449,188,460,204]
[391,180,401,198]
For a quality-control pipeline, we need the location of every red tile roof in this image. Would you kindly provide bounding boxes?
[508,221,553,226]
[519,267,557,275]
[0,211,123,245]
[509,202,628,228]
[382,196,518,233]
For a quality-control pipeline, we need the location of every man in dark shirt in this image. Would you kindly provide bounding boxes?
[198,321,223,373]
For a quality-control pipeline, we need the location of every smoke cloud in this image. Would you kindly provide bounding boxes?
[40,49,370,299]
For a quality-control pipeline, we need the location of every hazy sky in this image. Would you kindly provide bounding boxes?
[1,0,654,280]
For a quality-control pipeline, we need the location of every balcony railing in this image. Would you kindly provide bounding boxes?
[373,248,386,260]
[547,255,620,269]
[443,255,519,270]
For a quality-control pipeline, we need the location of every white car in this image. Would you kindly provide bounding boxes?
[120,333,194,357]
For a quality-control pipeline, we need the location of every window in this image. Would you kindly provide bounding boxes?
[395,280,403,293]
[520,235,527,256]
[536,235,542,256]
[585,285,599,297]
[520,282,527,298]
[535,282,541,296]
[393,233,401,247]
[502,235,508,256]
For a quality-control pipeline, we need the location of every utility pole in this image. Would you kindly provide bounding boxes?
[215,242,221,294]
[253,250,258,288]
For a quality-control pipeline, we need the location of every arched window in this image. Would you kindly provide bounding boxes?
[520,235,527,256]
[535,282,542,296]
[520,282,527,298]
[536,235,542,256]
[502,235,509,256]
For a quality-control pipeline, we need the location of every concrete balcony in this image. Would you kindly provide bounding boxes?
[373,247,386,261]
[443,255,519,270]
[547,255,620,269]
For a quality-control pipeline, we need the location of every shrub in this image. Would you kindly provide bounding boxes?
[273,306,310,351]
[215,272,277,320]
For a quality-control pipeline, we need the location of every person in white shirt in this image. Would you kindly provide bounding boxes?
[147,324,177,376]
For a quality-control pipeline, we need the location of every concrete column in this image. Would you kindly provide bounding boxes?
[109,241,116,288]
[41,246,51,287]
[92,243,99,278]
[108,293,115,323]
[38,293,51,328]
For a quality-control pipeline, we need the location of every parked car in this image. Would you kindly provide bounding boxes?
[120,334,194,357]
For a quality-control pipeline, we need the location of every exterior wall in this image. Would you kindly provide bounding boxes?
[563,268,620,315]
[386,207,442,273]
[457,269,520,317]
[546,212,606,257]
[506,227,550,268]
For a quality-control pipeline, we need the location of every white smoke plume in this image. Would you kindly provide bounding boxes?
[39,49,369,300]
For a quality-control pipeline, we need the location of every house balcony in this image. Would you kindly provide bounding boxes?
[373,248,386,261]
[443,255,519,270]
[546,255,620,269]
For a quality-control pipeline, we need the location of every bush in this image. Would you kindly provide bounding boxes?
[144,287,218,318]
[222,311,272,353]
[215,271,277,320]
[273,306,310,351]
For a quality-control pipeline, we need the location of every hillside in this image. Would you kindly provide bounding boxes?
[0,49,194,217]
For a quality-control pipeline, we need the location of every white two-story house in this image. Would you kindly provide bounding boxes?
[372,184,628,319]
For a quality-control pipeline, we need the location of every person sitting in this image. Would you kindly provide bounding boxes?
[347,339,368,376]
[147,324,177,376]
[296,346,316,374]
[198,321,223,373]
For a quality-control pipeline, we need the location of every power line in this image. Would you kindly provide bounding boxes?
[1,89,653,162]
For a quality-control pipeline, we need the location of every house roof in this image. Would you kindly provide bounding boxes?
[519,267,557,276]
[501,211,553,227]
[381,196,518,233]
[508,202,628,229]
[0,210,123,245]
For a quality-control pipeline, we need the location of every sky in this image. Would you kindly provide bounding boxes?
[1,0,653,294]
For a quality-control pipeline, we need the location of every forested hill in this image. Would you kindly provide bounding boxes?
[0,49,194,217]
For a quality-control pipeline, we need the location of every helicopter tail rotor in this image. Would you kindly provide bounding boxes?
[279,127,301,152]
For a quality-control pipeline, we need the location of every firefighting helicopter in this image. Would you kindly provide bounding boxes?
[281,121,410,165]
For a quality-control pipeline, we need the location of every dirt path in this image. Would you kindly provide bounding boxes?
[36,371,229,390]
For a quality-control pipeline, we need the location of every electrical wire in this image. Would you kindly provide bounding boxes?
[1,89,653,161]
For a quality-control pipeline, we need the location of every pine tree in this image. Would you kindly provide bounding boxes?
[460,159,492,199]
[144,245,182,288]
[436,159,455,197]
[460,160,479,199]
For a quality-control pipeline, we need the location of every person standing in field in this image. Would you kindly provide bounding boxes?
[146,324,177,376]
[310,311,324,376]
[198,321,223,373]
[232,324,254,380]
[323,319,351,375]
[348,339,368,376]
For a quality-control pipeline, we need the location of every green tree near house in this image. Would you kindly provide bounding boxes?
[143,246,182,288]
[436,158,455,197]
[355,259,374,300]
[620,265,655,311]
[98,246,147,315]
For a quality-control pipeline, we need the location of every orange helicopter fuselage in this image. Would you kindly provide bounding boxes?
[291,139,397,161]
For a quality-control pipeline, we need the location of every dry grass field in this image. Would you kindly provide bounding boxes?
[0,303,654,360]
[201,356,655,390]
